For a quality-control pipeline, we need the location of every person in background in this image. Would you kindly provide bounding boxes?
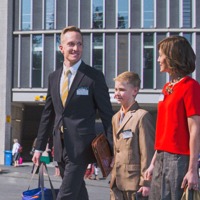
[51,146,60,177]
[145,36,200,200]
[30,138,37,156]
[12,138,21,167]
[40,138,51,165]
[30,138,39,174]
[110,71,155,200]
[84,163,94,180]
[93,163,99,180]
[32,25,113,200]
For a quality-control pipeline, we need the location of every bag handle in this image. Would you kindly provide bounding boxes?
[39,162,57,200]
[182,186,194,200]
[27,164,39,190]
[27,162,57,200]
[187,187,193,200]
[38,163,45,200]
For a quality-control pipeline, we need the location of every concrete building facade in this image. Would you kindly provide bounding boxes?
[0,0,200,164]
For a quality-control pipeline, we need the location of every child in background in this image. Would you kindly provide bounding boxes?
[52,146,60,177]
[12,138,21,167]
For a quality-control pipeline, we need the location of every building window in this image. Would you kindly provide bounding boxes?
[21,0,31,30]
[93,33,103,71]
[93,0,104,28]
[183,33,192,44]
[183,0,192,28]
[118,0,128,28]
[56,34,63,69]
[118,34,128,74]
[143,0,154,28]
[143,33,154,88]
[32,35,42,87]
[45,0,55,29]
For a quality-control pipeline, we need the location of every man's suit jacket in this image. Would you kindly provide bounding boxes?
[110,102,155,191]
[36,61,113,164]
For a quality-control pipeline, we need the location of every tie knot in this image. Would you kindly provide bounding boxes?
[65,69,71,77]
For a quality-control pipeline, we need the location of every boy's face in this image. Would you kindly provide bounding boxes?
[114,81,138,108]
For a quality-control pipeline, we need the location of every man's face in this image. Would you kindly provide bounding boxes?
[59,31,83,66]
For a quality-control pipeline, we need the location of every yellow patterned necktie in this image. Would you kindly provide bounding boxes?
[61,70,71,106]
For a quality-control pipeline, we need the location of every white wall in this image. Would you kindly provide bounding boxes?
[0,1,13,164]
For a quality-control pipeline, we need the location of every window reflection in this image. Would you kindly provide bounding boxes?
[143,0,154,28]
[32,35,42,87]
[143,33,154,88]
[45,0,54,29]
[118,0,128,28]
[93,34,103,71]
[93,0,103,29]
[22,0,31,30]
[56,34,63,68]
[183,0,191,28]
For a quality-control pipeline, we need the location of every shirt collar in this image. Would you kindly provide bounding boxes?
[63,60,81,75]
[121,101,138,114]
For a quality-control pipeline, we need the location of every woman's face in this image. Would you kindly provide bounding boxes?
[157,49,170,73]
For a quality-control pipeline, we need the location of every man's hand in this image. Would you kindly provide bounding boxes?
[32,151,42,166]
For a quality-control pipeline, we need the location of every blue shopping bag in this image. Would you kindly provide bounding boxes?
[21,162,59,200]
[22,187,59,200]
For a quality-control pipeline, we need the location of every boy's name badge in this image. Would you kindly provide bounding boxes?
[122,130,133,139]
[76,87,89,95]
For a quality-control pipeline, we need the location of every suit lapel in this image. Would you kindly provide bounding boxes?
[115,102,140,136]
[116,112,132,135]
[51,67,63,110]
[64,62,85,107]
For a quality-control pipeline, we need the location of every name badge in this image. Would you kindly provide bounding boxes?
[158,93,164,102]
[122,130,133,139]
[76,87,89,95]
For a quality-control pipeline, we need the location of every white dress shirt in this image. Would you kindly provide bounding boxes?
[60,60,81,96]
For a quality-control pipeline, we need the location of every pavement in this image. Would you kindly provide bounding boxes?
[0,162,110,200]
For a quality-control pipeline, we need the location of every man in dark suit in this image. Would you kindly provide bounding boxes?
[32,26,114,200]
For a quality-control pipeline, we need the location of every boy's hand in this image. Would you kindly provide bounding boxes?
[110,158,115,168]
[137,186,150,197]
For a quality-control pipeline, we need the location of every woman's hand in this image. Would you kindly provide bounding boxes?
[144,163,154,180]
[144,151,157,180]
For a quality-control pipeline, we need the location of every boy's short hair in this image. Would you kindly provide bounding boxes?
[114,71,141,88]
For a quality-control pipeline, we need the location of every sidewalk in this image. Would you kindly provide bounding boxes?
[0,162,110,200]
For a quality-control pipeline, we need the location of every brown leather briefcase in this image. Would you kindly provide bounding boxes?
[92,133,112,177]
